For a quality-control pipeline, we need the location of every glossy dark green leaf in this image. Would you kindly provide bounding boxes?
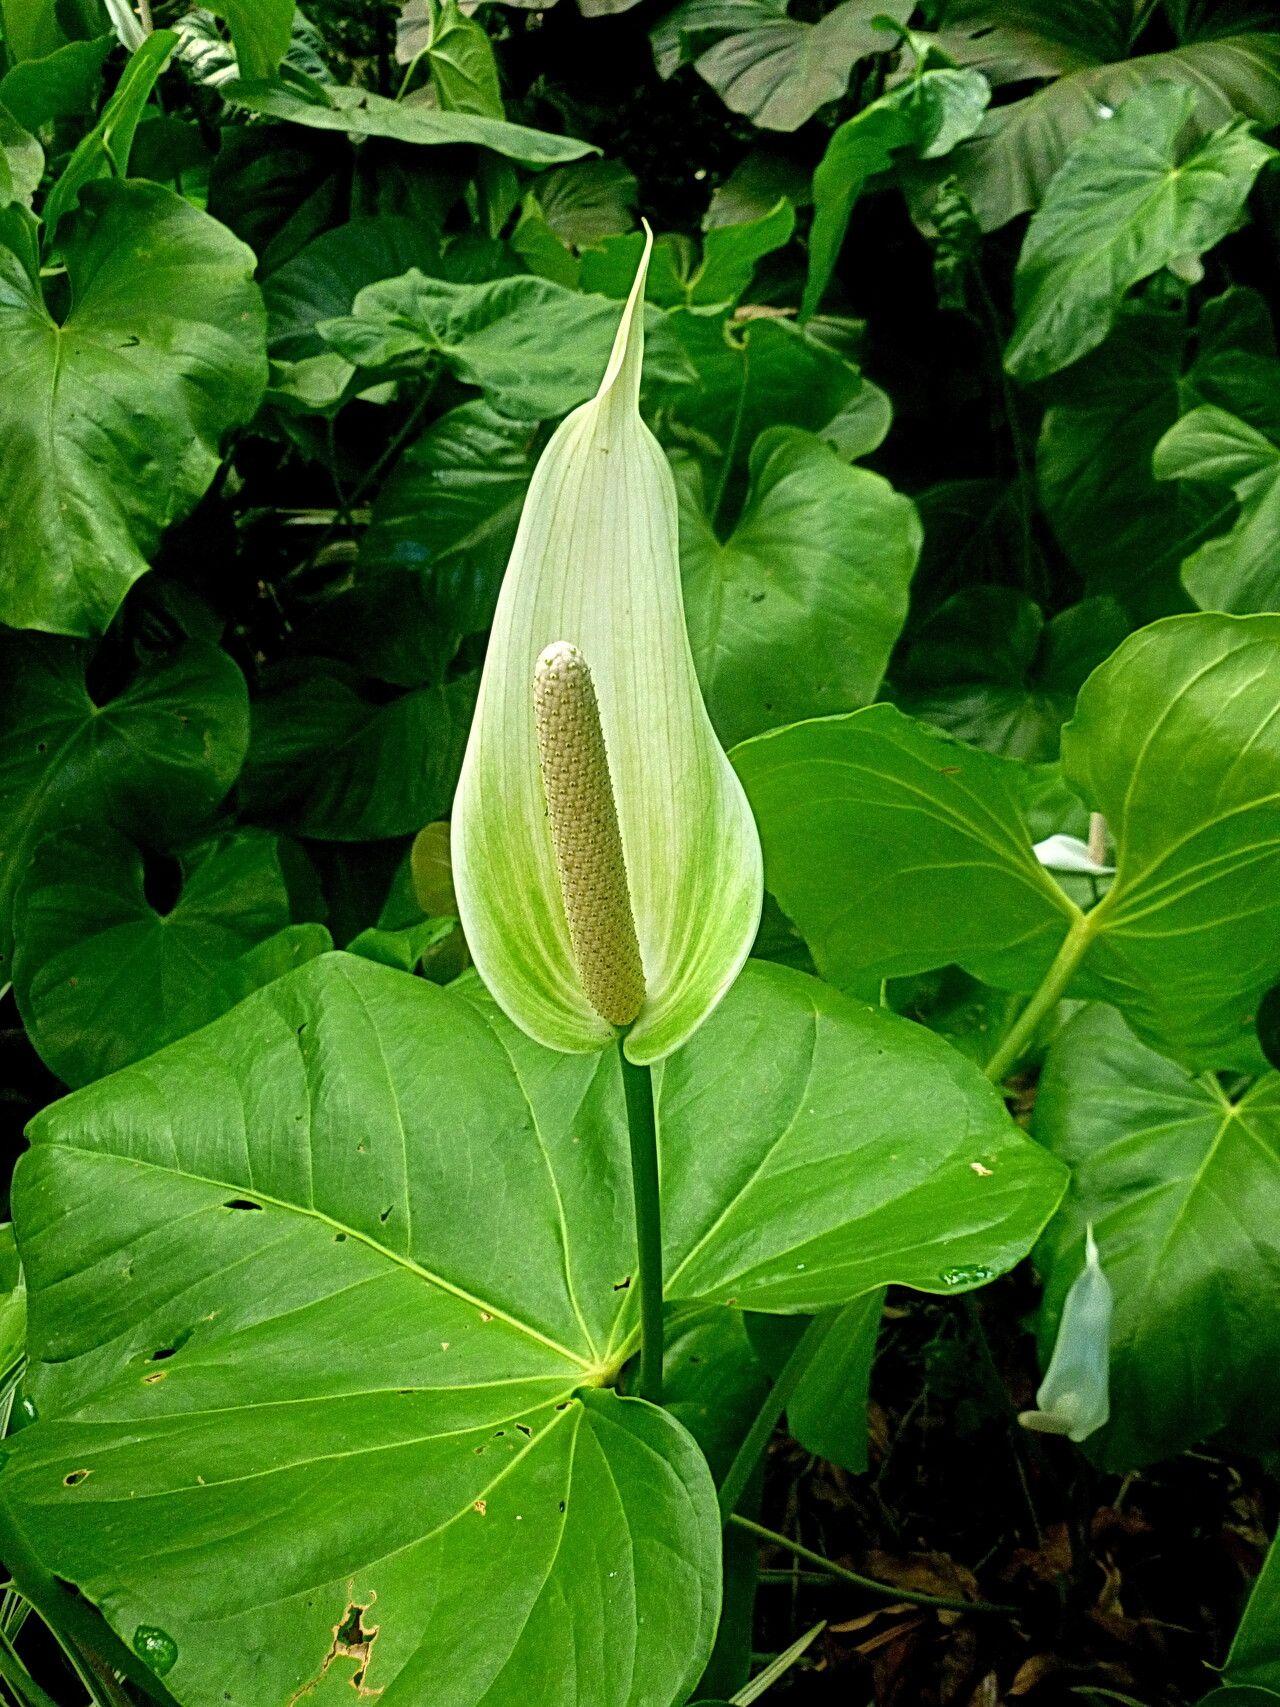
[894,588,1130,761]
[243,665,477,840]
[786,1292,881,1472]
[365,403,537,603]
[319,269,690,418]
[0,179,267,637]
[1005,84,1275,383]
[1033,1004,1280,1467]
[0,1224,26,1381]
[651,0,912,132]
[11,824,331,1087]
[0,99,40,204]
[201,0,295,79]
[804,68,988,319]
[678,426,919,747]
[1154,404,1280,613]
[944,27,1280,231]
[222,77,595,165]
[663,310,890,498]
[0,953,1062,1704]
[0,635,249,971]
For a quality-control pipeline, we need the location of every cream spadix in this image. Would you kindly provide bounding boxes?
[452,227,763,1063]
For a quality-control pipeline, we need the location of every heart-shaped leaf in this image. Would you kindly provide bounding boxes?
[678,426,920,747]
[736,613,1280,1070]
[893,589,1129,761]
[0,635,249,969]
[1005,83,1274,383]
[1033,1003,1280,1467]
[0,952,1064,1703]
[11,824,330,1087]
[0,179,267,637]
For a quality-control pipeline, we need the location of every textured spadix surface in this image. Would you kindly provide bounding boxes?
[452,231,762,1062]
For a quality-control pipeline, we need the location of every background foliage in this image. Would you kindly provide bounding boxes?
[2,0,1280,1703]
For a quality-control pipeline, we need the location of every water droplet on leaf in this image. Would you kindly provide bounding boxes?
[938,1264,992,1288]
[133,1627,178,1676]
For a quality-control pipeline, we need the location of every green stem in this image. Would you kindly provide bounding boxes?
[718,1312,836,1522]
[711,340,751,531]
[983,909,1096,1085]
[619,1044,663,1406]
[0,1631,59,1707]
[727,1516,1016,1616]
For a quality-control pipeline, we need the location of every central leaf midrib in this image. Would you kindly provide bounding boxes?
[54,1141,595,1371]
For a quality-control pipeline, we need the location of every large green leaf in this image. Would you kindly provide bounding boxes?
[651,0,912,132]
[0,635,249,971]
[736,613,1280,1070]
[1154,404,1280,613]
[319,270,690,420]
[804,68,989,320]
[1036,292,1277,620]
[242,664,477,840]
[0,953,1063,1704]
[1033,1003,1280,1467]
[1061,613,1280,1070]
[0,34,112,129]
[222,77,594,166]
[1222,1533,1280,1696]
[1005,83,1275,383]
[734,701,1076,993]
[893,588,1130,761]
[944,28,1280,231]
[11,824,331,1087]
[0,179,267,637]
[677,425,920,747]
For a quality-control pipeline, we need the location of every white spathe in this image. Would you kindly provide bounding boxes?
[451,229,763,1063]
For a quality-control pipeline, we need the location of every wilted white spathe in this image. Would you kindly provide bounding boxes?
[1019,1225,1113,1443]
[451,227,763,1064]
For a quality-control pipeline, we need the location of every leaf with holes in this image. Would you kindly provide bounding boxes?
[1033,1003,1280,1468]
[0,952,1064,1704]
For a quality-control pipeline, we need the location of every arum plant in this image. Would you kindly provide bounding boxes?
[452,228,764,1402]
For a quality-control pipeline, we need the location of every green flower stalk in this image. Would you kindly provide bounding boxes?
[452,227,763,1064]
